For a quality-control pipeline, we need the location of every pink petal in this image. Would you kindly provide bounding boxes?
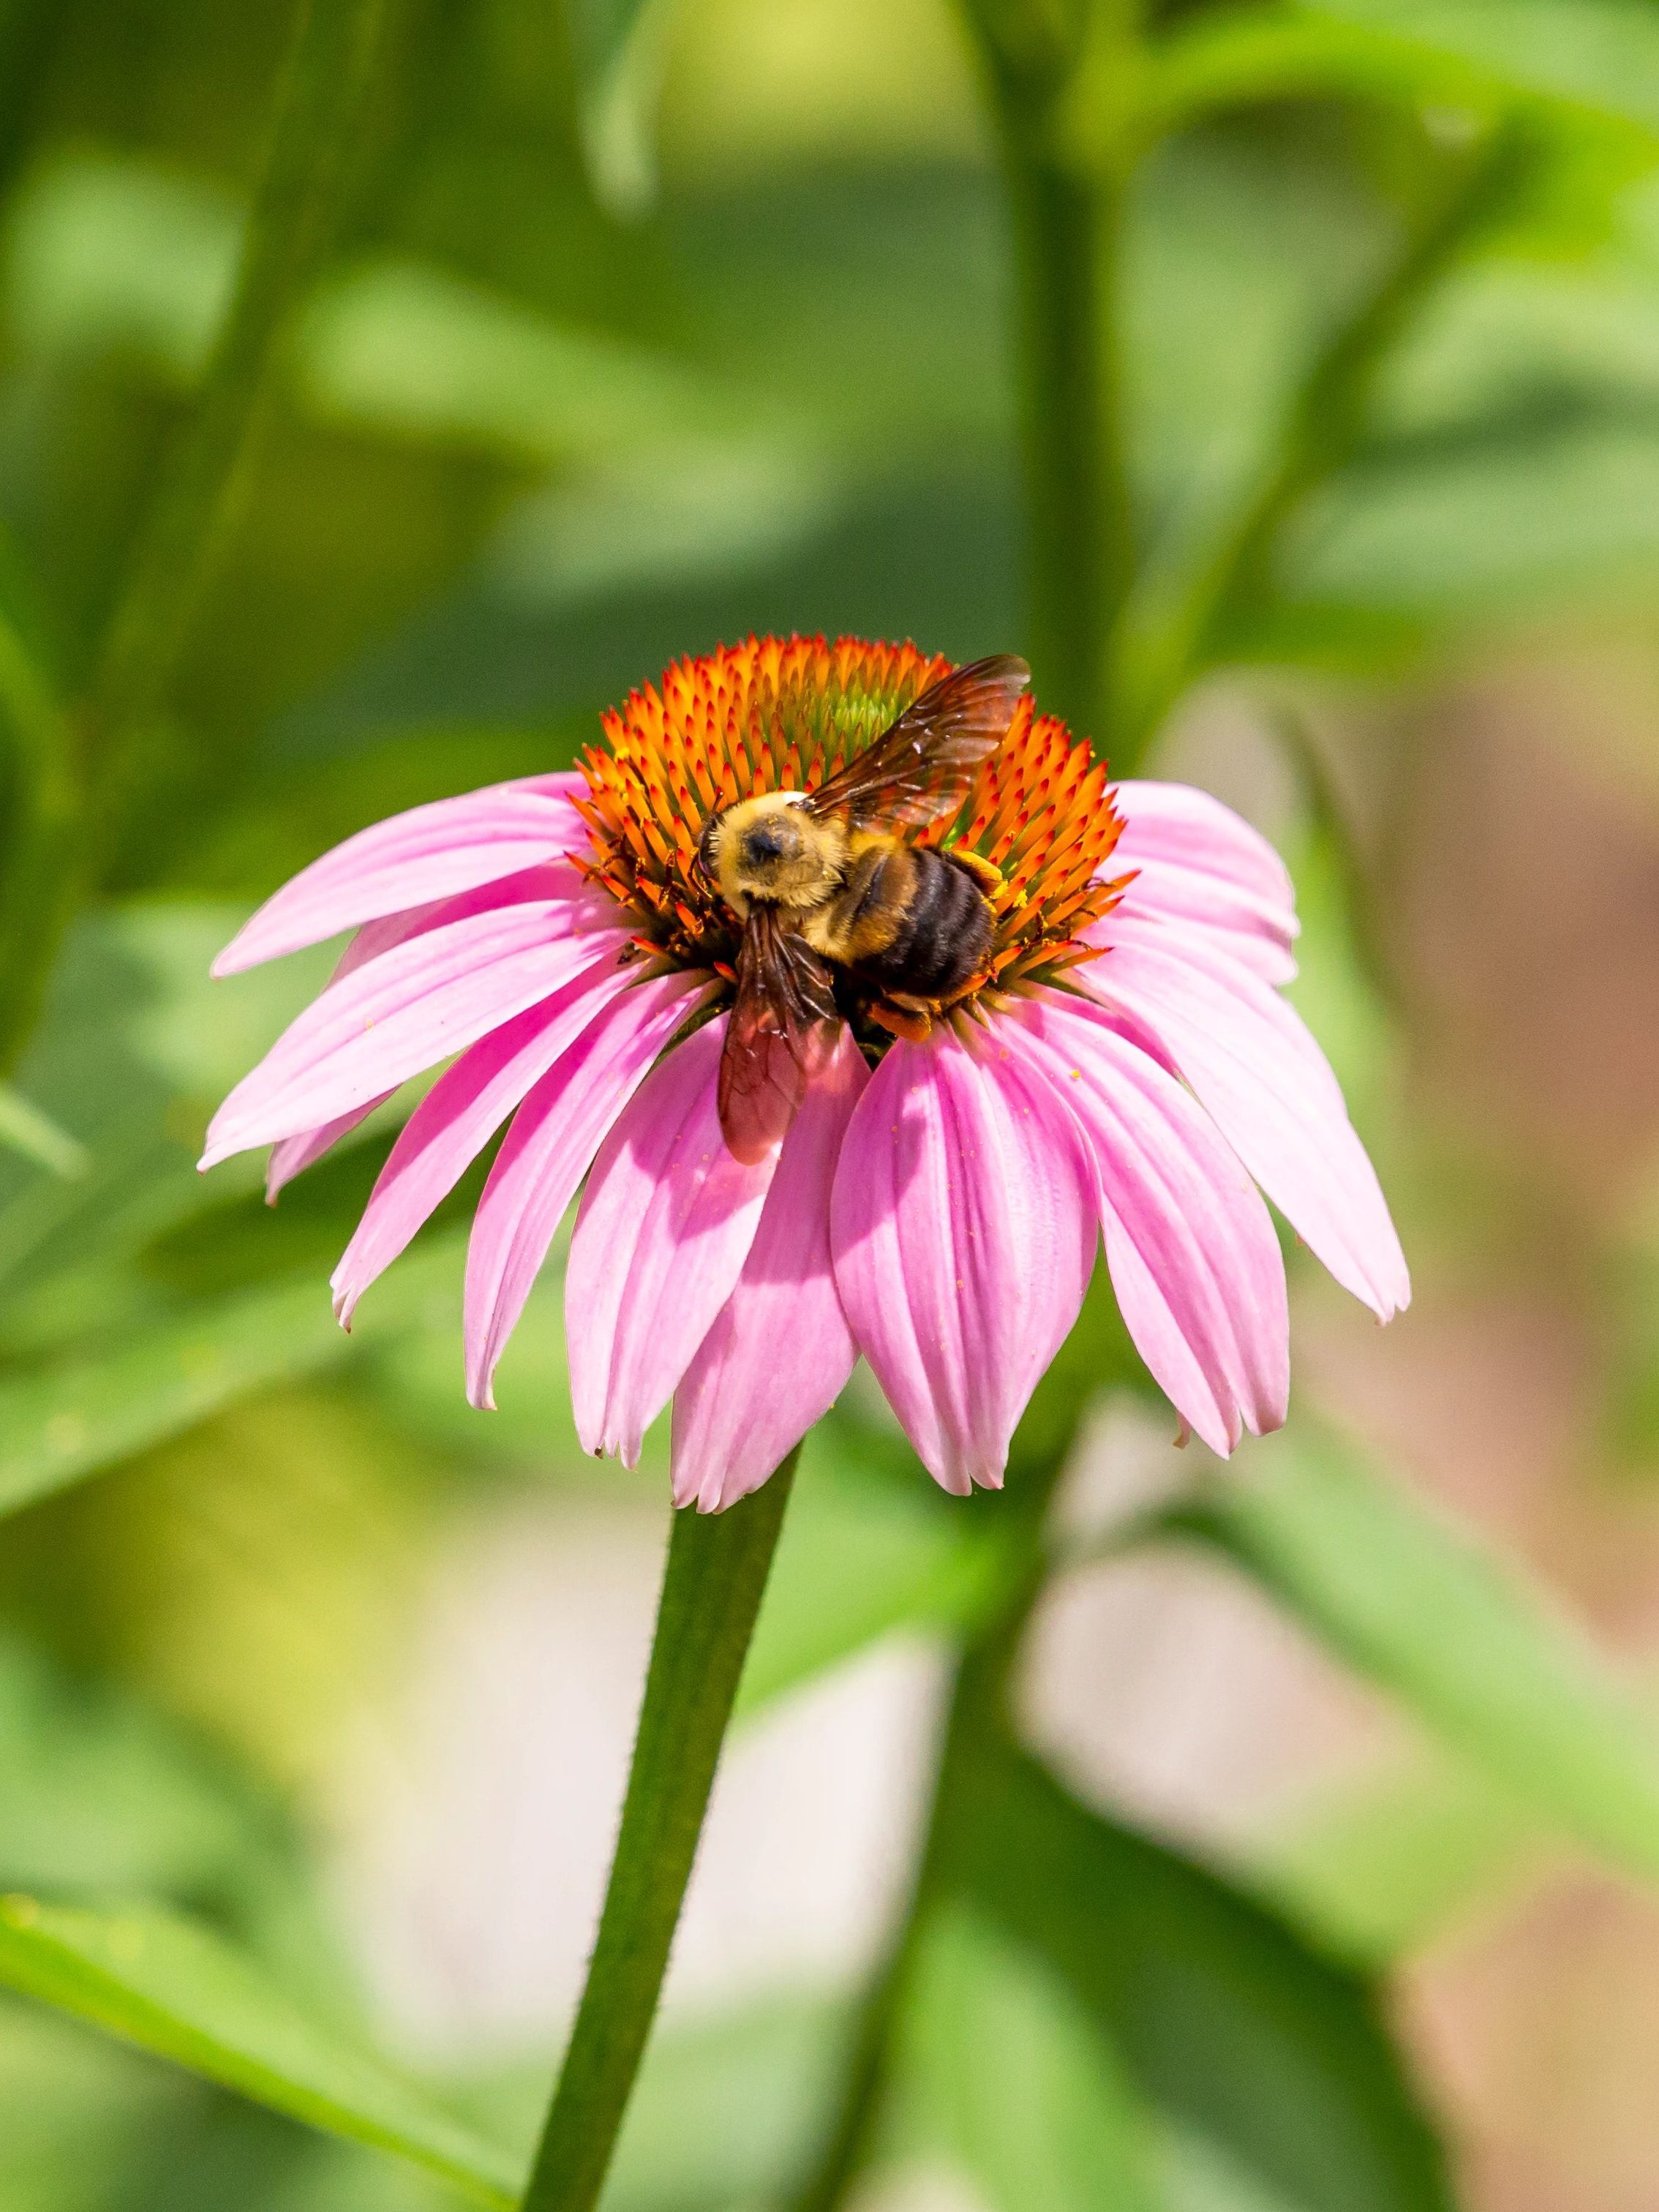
[1111,780,1295,908]
[463,971,704,1409]
[331,949,633,1327]
[1105,780,1299,984]
[1097,1214,1235,1455]
[567,1018,779,1470]
[1004,993,1288,1453]
[1094,909,1344,1105]
[201,896,627,1167]
[1081,926,1410,1318]
[257,899,475,1200]
[212,786,590,977]
[671,1028,868,1512]
[830,1027,1097,1496]
[510,772,587,802]
[1105,863,1298,985]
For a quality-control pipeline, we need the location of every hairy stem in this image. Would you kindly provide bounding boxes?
[520,1453,800,2212]
[87,0,386,768]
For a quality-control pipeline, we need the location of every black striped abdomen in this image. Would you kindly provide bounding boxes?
[855,849,993,1001]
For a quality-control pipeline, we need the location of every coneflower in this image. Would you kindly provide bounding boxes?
[203,635,1407,1504]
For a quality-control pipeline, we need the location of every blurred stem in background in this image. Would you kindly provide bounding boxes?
[520,1451,800,2212]
[965,0,1140,749]
[0,0,387,1075]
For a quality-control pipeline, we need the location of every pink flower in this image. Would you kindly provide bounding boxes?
[203,636,1407,1508]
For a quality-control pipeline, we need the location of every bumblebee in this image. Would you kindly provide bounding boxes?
[695,653,1029,1160]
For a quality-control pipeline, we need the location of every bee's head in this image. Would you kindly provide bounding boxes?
[698,791,833,913]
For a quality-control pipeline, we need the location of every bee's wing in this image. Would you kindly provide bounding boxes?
[718,903,840,1163]
[804,654,1029,832]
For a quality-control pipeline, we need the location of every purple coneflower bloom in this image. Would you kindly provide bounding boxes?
[203,636,1407,1508]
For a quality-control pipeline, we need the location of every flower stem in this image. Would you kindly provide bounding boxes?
[519,1451,800,2212]
[87,0,386,767]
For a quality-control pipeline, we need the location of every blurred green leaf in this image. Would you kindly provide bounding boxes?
[1255,1749,1543,1965]
[1154,0,1659,138]
[4,149,241,379]
[0,1234,462,1521]
[0,1896,519,2205]
[948,1744,1451,2212]
[298,258,723,462]
[564,0,673,219]
[0,1079,85,1176]
[1171,1427,1659,1891]
[1148,3,1489,128]
[1284,418,1659,616]
[0,1990,168,2211]
[1309,0,1659,132]
[906,1903,1166,2212]
[0,1630,267,1904]
[0,903,334,1321]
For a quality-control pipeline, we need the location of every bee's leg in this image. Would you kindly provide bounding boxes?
[944,847,1004,898]
[867,1001,933,1043]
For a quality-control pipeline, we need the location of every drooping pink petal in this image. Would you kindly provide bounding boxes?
[671,1028,868,1512]
[1111,780,1296,908]
[463,971,704,1409]
[331,949,633,1326]
[1080,925,1410,1318]
[1004,993,1288,1452]
[830,1027,1097,1495]
[212,786,590,977]
[1096,1211,1235,1455]
[201,897,628,1167]
[567,1017,779,1469]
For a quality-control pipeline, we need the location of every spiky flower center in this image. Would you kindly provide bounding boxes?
[571,634,1129,1041]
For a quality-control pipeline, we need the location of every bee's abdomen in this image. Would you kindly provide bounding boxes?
[855,849,993,1002]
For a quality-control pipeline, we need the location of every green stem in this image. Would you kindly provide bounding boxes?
[520,1453,800,2212]
[86,0,386,770]
[1002,110,1127,741]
